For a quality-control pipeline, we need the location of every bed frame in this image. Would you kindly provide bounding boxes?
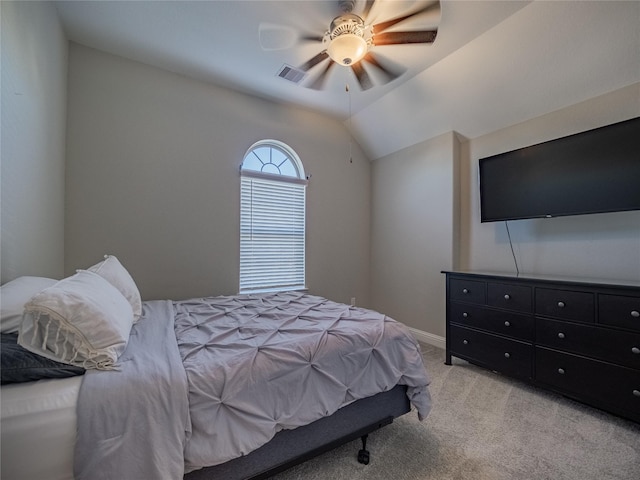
[184,384,410,480]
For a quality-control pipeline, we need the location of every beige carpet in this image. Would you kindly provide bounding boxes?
[272,344,640,480]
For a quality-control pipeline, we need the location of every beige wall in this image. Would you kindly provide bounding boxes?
[4,3,637,342]
[65,44,371,303]
[460,83,640,282]
[0,1,67,283]
[370,84,639,346]
[371,132,460,340]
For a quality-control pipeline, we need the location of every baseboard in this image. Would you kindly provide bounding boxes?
[407,327,445,350]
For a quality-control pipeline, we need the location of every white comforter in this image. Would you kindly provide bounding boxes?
[75,292,431,479]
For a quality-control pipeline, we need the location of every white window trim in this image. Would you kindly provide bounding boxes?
[239,140,307,294]
[241,168,308,186]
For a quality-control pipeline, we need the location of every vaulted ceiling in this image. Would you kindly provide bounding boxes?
[54,0,640,160]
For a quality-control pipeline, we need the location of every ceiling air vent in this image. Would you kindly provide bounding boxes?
[277,64,307,84]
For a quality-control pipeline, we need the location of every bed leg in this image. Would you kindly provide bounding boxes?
[357,434,370,465]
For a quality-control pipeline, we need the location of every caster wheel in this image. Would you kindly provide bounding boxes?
[357,449,370,465]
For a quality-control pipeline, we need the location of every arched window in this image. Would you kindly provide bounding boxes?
[239,140,307,293]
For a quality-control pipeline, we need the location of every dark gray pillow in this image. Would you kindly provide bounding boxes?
[1,334,85,385]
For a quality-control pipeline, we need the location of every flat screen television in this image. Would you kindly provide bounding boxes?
[479,117,640,223]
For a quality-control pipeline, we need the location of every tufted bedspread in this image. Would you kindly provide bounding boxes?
[174,291,431,473]
[75,292,431,479]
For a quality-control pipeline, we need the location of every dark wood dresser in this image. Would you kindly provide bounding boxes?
[443,270,640,423]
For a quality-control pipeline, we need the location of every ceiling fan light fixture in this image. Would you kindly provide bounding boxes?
[328,33,368,66]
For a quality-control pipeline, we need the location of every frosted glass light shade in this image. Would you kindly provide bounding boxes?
[327,34,367,66]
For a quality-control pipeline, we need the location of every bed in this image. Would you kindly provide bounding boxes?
[0,257,432,480]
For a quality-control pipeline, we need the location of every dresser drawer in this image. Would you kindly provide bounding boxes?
[449,278,485,305]
[488,282,532,313]
[535,288,594,323]
[536,318,640,370]
[598,294,640,332]
[535,347,640,419]
[450,325,532,379]
[451,303,534,341]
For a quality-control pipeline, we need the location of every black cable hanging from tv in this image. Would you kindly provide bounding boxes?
[505,221,520,276]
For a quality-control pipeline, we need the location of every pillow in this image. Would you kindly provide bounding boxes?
[18,270,134,370]
[1,276,58,334]
[1,333,85,384]
[87,255,142,322]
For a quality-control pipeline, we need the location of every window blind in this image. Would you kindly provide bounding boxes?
[240,175,306,293]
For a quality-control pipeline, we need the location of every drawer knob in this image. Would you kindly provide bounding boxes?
[557,301,565,308]
[462,312,468,318]
[558,368,565,375]
[558,332,565,339]
[463,340,468,345]
[504,294,511,300]
[462,288,469,294]
[632,310,640,318]
[504,352,510,359]
[504,321,511,327]
[632,347,640,354]
[634,390,640,397]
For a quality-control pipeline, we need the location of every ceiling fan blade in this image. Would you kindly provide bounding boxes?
[373,29,437,46]
[299,33,325,43]
[372,1,440,34]
[361,0,376,20]
[299,50,329,71]
[362,52,406,83]
[308,61,336,90]
[259,23,324,51]
[258,23,299,51]
[351,62,373,91]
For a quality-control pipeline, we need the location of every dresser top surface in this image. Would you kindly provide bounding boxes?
[442,270,640,290]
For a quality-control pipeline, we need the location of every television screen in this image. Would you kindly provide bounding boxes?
[479,117,640,222]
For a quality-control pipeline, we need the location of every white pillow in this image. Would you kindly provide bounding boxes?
[87,255,142,322]
[18,270,134,370]
[1,276,58,333]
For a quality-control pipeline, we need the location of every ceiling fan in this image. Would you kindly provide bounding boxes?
[267,0,440,91]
